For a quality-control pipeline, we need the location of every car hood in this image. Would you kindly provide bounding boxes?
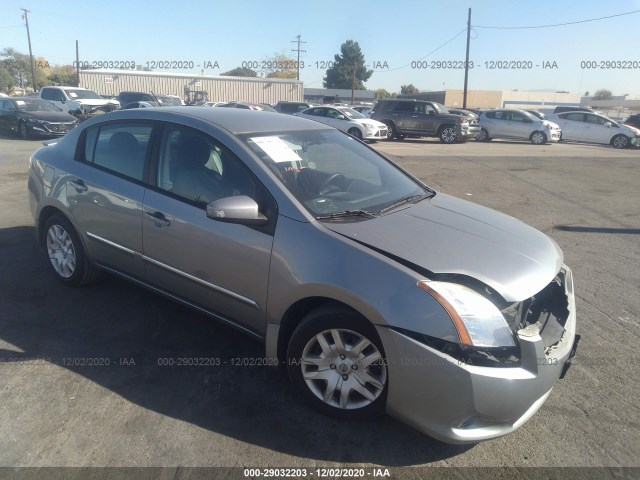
[22,111,77,122]
[323,193,563,302]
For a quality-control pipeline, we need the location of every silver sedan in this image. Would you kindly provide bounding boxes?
[28,107,578,443]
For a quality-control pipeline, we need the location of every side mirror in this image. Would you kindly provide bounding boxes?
[336,114,346,120]
[206,195,268,226]
[60,98,66,104]
[604,122,612,128]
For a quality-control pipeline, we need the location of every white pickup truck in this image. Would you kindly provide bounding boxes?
[39,86,120,117]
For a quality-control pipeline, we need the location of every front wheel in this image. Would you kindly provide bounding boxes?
[477,128,491,142]
[347,127,363,140]
[18,121,31,140]
[611,134,629,149]
[287,305,388,419]
[439,125,458,144]
[43,214,99,286]
[530,131,547,145]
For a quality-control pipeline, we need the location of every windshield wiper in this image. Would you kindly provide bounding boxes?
[316,209,378,220]
[379,193,431,215]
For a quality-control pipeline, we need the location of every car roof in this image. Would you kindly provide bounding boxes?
[89,106,332,135]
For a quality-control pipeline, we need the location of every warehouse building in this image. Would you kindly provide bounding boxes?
[399,89,582,111]
[79,69,303,104]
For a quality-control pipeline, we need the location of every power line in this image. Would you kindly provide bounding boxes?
[474,9,640,29]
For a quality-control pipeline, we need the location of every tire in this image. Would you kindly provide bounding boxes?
[18,121,31,140]
[439,125,457,144]
[477,128,491,142]
[287,305,388,420]
[530,131,547,145]
[383,121,405,141]
[347,127,363,140]
[611,134,629,149]
[43,214,100,286]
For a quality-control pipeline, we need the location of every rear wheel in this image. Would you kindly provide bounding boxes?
[43,214,99,286]
[611,134,629,149]
[287,305,388,419]
[439,125,457,144]
[347,127,363,140]
[530,131,547,145]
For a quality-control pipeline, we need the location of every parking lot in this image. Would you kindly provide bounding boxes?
[0,135,639,475]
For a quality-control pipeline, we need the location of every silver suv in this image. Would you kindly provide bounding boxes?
[370,99,480,143]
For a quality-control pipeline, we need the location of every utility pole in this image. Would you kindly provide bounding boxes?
[21,8,37,92]
[463,8,471,109]
[351,61,360,105]
[75,40,80,86]
[291,35,306,80]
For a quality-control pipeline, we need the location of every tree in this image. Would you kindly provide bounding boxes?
[263,54,298,79]
[1,48,31,88]
[400,84,419,95]
[584,91,590,97]
[593,89,613,100]
[374,88,392,100]
[323,40,373,89]
[221,67,258,77]
[48,65,77,86]
[0,67,15,93]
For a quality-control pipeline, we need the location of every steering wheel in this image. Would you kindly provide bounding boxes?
[319,173,345,195]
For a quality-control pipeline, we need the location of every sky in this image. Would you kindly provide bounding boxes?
[1,0,640,97]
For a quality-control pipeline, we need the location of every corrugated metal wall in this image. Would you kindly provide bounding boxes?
[79,70,303,103]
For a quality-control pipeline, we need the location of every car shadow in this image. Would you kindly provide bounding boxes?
[0,225,473,465]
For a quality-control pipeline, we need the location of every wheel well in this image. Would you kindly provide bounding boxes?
[37,206,65,245]
[276,297,365,364]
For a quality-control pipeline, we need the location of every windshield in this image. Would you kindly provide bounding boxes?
[337,107,366,119]
[242,129,431,218]
[64,89,103,100]
[15,99,62,112]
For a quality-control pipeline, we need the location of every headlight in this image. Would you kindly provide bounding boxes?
[418,281,515,347]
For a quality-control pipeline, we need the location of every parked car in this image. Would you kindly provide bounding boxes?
[121,101,156,109]
[218,101,276,112]
[295,105,388,141]
[525,110,546,120]
[351,105,373,117]
[370,99,479,143]
[274,101,314,114]
[448,108,477,117]
[623,113,640,130]
[28,107,578,444]
[40,86,120,116]
[201,102,228,108]
[478,109,561,144]
[552,106,592,114]
[547,111,639,148]
[116,91,160,107]
[156,94,185,107]
[0,97,78,139]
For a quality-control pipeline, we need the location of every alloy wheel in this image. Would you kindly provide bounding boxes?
[46,224,77,278]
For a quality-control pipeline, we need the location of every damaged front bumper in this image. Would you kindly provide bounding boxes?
[377,265,577,444]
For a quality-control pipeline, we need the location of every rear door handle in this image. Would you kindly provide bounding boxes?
[145,211,171,227]
[70,178,88,192]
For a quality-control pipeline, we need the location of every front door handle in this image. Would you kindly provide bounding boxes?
[145,211,171,227]
[70,178,88,193]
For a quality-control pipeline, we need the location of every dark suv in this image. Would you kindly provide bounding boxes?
[275,101,313,114]
[623,114,640,129]
[370,99,479,143]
